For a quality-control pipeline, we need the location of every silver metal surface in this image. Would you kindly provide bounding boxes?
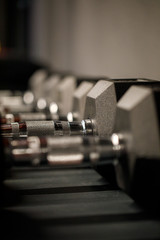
[47,153,84,166]
[45,135,124,166]
[28,136,41,149]
[53,121,70,136]
[10,104,33,113]
[47,136,83,149]
[19,113,47,121]
[0,96,23,106]
[82,119,94,135]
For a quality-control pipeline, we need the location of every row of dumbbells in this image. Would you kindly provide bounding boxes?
[1,69,160,209]
[0,69,158,137]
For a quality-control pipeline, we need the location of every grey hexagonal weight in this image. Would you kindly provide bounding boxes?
[72,81,94,120]
[114,86,160,190]
[28,69,48,100]
[43,74,60,104]
[84,80,117,137]
[57,76,76,115]
[115,86,160,158]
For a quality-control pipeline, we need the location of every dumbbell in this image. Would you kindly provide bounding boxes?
[1,80,117,138]
[0,94,34,114]
[33,74,77,115]
[0,76,154,115]
[50,85,160,208]
[0,69,48,115]
[4,83,159,162]
[27,72,98,117]
[2,77,160,139]
[43,76,94,120]
[0,68,76,116]
[0,80,93,125]
[0,77,110,123]
[0,71,76,115]
[1,70,98,122]
[0,75,156,115]
[7,85,159,208]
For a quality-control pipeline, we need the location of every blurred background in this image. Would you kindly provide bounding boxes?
[1,0,160,89]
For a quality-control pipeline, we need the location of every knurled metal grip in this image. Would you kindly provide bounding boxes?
[11,122,19,138]
[26,121,55,136]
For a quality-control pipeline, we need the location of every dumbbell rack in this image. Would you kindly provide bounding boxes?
[2,164,160,240]
[1,73,160,240]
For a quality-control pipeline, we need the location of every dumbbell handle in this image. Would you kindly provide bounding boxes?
[0,112,72,124]
[8,135,125,167]
[1,120,94,138]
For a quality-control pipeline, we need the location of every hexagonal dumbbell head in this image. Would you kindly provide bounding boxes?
[114,86,160,191]
[28,69,48,100]
[84,80,117,137]
[43,74,60,104]
[71,81,94,121]
[57,76,76,115]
